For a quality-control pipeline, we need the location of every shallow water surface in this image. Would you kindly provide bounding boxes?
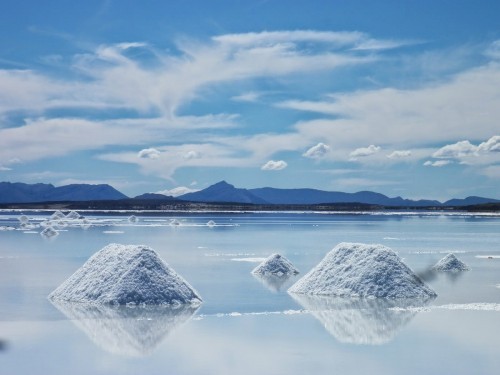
[1,211,499,374]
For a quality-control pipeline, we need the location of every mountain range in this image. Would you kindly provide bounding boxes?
[0,182,127,203]
[0,180,498,207]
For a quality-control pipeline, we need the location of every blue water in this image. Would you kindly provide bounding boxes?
[1,211,499,374]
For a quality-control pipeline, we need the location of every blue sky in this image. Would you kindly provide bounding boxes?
[1,0,499,200]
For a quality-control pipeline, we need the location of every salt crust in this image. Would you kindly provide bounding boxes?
[289,242,436,298]
[49,243,202,306]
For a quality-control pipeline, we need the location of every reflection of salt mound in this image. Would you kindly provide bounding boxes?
[40,227,58,238]
[51,300,198,357]
[66,210,81,220]
[252,254,299,277]
[292,294,427,345]
[49,243,202,306]
[432,253,470,272]
[252,273,296,292]
[289,242,436,298]
[128,215,138,223]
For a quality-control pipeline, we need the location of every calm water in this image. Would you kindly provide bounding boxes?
[1,211,499,375]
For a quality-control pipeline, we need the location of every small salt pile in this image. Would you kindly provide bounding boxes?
[128,215,139,223]
[49,243,202,306]
[289,242,436,298]
[50,210,65,221]
[252,254,299,277]
[432,253,470,272]
[66,210,81,220]
[206,220,216,227]
[41,227,58,238]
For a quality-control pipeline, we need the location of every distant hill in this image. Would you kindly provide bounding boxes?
[133,193,176,200]
[178,181,496,207]
[249,187,441,207]
[179,181,268,204]
[0,182,128,203]
[443,196,500,206]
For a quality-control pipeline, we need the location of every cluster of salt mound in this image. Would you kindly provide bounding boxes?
[252,254,299,277]
[288,242,436,299]
[432,253,470,272]
[49,243,202,306]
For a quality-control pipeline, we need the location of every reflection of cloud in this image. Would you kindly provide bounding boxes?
[51,300,198,357]
[252,273,297,293]
[291,294,431,345]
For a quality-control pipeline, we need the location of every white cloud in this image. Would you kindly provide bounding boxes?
[261,160,288,171]
[387,150,412,159]
[424,160,452,167]
[485,40,500,60]
[0,165,12,171]
[303,143,330,159]
[231,92,261,102]
[156,186,199,197]
[432,140,477,158]
[349,145,381,159]
[284,64,500,150]
[138,148,161,159]
[478,135,500,152]
[184,150,200,159]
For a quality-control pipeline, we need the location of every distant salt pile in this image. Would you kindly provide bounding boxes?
[66,210,81,220]
[169,219,181,226]
[252,254,299,277]
[49,243,202,306]
[128,215,139,223]
[289,242,436,299]
[432,253,470,272]
[18,215,29,224]
[41,227,58,238]
[50,210,65,221]
[206,220,216,227]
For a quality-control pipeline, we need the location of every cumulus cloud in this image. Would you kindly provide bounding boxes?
[261,160,288,171]
[424,160,452,167]
[387,150,412,159]
[432,140,477,158]
[478,135,500,152]
[349,145,381,159]
[184,150,200,159]
[138,148,161,159]
[303,143,330,159]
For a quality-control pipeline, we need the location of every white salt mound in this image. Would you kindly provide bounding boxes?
[49,243,202,306]
[50,210,65,221]
[252,253,299,277]
[128,215,139,223]
[18,215,29,224]
[41,227,58,238]
[206,220,216,227]
[288,242,436,299]
[66,210,81,220]
[432,253,470,272]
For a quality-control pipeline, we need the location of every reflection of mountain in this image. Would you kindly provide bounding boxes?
[252,273,296,293]
[291,294,431,345]
[51,301,198,357]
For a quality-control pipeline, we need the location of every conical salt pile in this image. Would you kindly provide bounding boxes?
[49,243,202,306]
[432,253,470,272]
[289,242,436,299]
[252,253,299,277]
